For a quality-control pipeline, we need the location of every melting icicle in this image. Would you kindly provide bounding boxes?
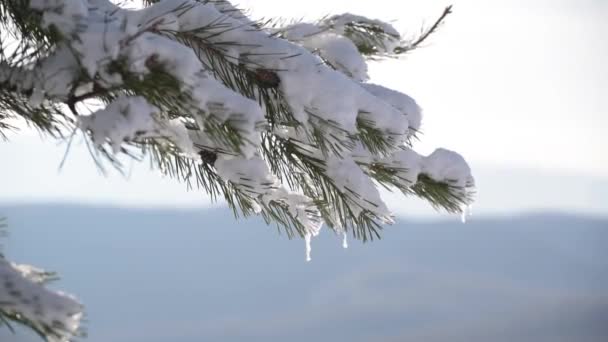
[461,204,473,223]
[342,232,349,249]
[305,233,312,262]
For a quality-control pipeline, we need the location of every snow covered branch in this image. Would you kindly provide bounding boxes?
[0,0,474,245]
[0,259,83,342]
[0,0,474,242]
[1,1,473,338]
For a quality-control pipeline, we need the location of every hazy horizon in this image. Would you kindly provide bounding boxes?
[1,205,606,342]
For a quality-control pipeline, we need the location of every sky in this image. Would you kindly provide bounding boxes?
[0,0,606,217]
[237,0,608,176]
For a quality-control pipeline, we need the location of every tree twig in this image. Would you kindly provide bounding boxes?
[398,5,453,54]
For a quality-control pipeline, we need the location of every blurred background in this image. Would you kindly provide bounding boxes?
[1,0,606,341]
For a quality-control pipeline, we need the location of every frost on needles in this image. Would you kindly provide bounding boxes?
[0,1,473,340]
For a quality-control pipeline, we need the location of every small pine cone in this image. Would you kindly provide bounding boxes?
[254,69,281,88]
[199,150,218,165]
[145,54,160,69]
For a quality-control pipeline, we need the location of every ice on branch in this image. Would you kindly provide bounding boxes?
[0,259,83,342]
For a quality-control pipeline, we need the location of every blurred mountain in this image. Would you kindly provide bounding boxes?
[0,205,606,342]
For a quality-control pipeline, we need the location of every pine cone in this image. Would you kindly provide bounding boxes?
[253,69,281,88]
[199,150,218,165]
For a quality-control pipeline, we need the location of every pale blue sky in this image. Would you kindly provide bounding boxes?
[0,0,606,218]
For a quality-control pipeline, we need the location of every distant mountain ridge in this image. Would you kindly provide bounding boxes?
[1,204,606,342]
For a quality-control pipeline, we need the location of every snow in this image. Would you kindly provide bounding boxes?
[323,13,402,54]
[381,147,424,186]
[34,46,80,100]
[362,83,423,136]
[126,33,202,86]
[0,259,82,342]
[214,155,323,241]
[21,0,417,151]
[282,24,369,81]
[421,148,474,188]
[214,155,277,194]
[327,13,401,38]
[163,119,198,157]
[21,0,414,156]
[78,96,162,153]
[29,0,87,35]
[12,0,475,264]
[10,264,51,284]
[79,96,201,157]
[325,157,392,221]
[155,0,408,141]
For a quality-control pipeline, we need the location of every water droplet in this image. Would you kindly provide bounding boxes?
[461,204,473,223]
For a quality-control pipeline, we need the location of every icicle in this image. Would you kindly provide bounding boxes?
[305,233,313,262]
[250,201,262,214]
[461,204,473,223]
[342,231,349,249]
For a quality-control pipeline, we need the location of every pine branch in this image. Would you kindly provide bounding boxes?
[161,28,294,123]
[395,5,453,55]
[0,306,85,342]
[269,136,388,241]
[356,116,399,156]
[142,139,313,238]
[0,220,84,342]
[0,0,54,45]
[288,6,453,58]
[0,309,61,342]
[0,78,74,138]
[410,173,474,213]
[162,27,366,158]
